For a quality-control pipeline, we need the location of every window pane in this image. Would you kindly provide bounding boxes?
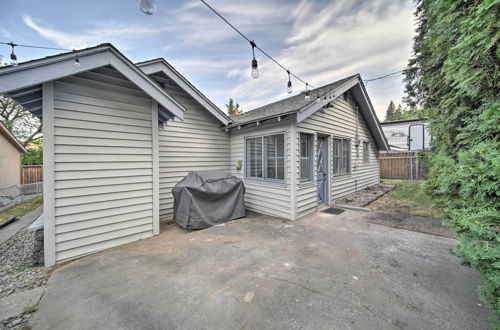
[264,134,285,180]
[246,137,262,178]
[300,158,309,180]
[333,157,339,174]
[277,157,284,180]
[276,134,284,157]
[300,134,308,157]
[342,139,350,158]
[333,139,341,157]
[363,142,369,164]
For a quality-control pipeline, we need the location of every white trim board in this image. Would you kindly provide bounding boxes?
[0,44,185,121]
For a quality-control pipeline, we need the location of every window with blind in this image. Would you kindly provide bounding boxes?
[245,133,285,181]
[333,137,351,175]
[363,141,370,164]
[300,133,313,181]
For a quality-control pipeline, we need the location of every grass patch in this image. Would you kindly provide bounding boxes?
[368,180,441,218]
[0,196,43,223]
[23,302,39,314]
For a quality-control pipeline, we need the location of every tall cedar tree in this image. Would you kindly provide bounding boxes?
[404,0,499,324]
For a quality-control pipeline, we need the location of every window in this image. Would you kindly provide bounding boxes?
[333,137,351,175]
[300,133,313,181]
[245,134,285,181]
[245,137,262,178]
[363,141,370,164]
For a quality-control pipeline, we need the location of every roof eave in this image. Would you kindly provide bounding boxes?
[136,59,230,125]
[0,44,185,121]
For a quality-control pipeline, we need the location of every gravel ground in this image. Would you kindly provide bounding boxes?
[333,184,395,207]
[0,227,52,329]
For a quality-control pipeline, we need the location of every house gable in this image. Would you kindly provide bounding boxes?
[136,59,230,125]
[0,44,185,122]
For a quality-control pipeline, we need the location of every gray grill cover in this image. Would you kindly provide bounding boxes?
[172,171,245,229]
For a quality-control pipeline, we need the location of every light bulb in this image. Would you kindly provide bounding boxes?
[139,0,156,15]
[304,91,310,101]
[10,53,18,67]
[287,80,292,94]
[74,58,80,69]
[251,59,259,78]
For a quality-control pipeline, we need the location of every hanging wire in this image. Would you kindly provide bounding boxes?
[199,0,315,90]
[363,69,405,85]
[0,41,71,51]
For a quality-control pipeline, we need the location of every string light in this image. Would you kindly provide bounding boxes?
[304,83,310,101]
[8,43,18,66]
[139,0,156,15]
[250,40,259,78]
[286,70,292,94]
[74,53,80,69]
[0,41,82,68]
[199,0,313,95]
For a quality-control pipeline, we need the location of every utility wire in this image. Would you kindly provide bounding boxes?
[364,69,405,83]
[199,0,315,89]
[0,41,72,51]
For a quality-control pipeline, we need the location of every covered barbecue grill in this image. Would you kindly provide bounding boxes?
[172,171,245,229]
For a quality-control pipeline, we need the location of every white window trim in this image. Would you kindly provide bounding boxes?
[332,136,351,176]
[244,133,286,182]
[299,133,314,183]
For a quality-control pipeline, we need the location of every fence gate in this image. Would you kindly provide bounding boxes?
[379,152,428,180]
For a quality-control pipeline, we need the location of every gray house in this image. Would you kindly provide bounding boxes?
[0,44,387,266]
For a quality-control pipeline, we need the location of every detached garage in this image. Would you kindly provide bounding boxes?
[0,44,186,266]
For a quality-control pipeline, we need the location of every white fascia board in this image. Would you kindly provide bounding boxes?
[0,49,110,94]
[296,77,360,123]
[356,82,389,152]
[137,60,229,125]
[0,46,185,121]
[108,55,184,120]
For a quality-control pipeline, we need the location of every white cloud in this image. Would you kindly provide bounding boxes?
[22,15,170,50]
[0,28,12,38]
[214,0,415,119]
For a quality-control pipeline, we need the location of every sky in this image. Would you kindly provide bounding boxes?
[0,0,416,120]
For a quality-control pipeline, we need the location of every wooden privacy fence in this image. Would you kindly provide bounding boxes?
[380,152,429,180]
[21,165,43,184]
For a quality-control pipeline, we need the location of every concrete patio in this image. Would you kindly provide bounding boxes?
[32,210,489,330]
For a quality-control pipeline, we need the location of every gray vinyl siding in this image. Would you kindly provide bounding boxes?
[52,67,154,262]
[296,93,380,214]
[230,120,293,219]
[158,84,230,217]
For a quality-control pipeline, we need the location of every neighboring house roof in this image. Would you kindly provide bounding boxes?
[0,121,26,153]
[0,43,185,121]
[381,118,428,126]
[229,74,389,151]
[136,58,230,125]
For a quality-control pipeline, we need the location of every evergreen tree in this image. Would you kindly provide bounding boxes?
[394,104,404,120]
[225,98,242,116]
[384,101,396,122]
[404,0,499,323]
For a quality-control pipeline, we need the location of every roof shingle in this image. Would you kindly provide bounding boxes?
[230,74,359,124]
